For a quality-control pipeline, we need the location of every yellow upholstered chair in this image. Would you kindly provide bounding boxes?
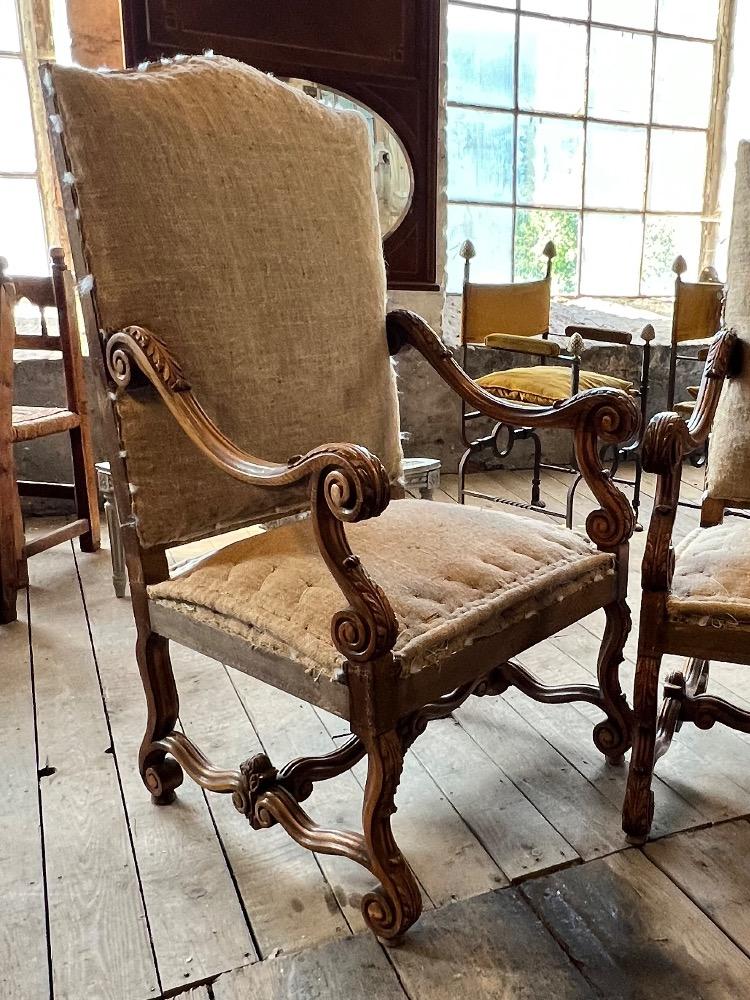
[46,54,640,941]
[458,240,653,526]
[668,257,724,470]
[623,142,750,843]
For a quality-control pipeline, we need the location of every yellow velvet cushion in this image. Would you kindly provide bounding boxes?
[476,366,633,405]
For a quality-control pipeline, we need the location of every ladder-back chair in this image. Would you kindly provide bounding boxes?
[46,55,640,941]
[0,248,100,623]
[458,241,653,526]
[623,141,750,843]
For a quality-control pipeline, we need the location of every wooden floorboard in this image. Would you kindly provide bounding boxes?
[8,463,750,998]
[522,847,750,999]
[0,596,49,1000]
[29,544,159,1000]
[74,545,257,994]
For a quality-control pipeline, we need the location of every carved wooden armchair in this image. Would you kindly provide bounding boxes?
[47,55,639,941]
[0,249,100,623]
[623,142,750,843]
[458,240,653,527]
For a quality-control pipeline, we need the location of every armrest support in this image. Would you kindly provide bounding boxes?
[387,309,641,549]
[483,333,561,358]
[640,328,738,593]
[105,326,398,664]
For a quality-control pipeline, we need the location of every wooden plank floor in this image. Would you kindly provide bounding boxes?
[4,464,750,999]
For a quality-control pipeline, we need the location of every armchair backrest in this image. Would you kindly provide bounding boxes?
[706,141,750,506]
[459,240,555,345]
[671,256,724,346]
[47,57,403,549]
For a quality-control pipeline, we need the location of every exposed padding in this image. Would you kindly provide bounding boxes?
[50,56,402,547]
[149,498,615,682]
[707,141,750,504]
[476,366,633,406]
[668,520,750,626]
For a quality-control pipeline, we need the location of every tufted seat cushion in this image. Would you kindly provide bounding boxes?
[668,521,750,625]
[476,366,633,406]
[149,499,614,681]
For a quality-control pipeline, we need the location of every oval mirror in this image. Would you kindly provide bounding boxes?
[283,78,414,238]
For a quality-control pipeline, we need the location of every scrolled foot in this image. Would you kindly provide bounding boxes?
[362,885,421,943]
[144,756,183,805]
[593,717,630,762]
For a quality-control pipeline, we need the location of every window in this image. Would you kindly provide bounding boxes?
[446,0,724,296]
[1,0,69,275]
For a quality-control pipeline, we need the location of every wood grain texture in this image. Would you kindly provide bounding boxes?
[29,544,158,1000]
[390,888,595,1000]
[212,934,406,1000]
[522,849,750,999]
[0,609,49,1000]
[645,820,750,954]
[454,695,625,859]
[75,546,258,991]
[174,652,350,956]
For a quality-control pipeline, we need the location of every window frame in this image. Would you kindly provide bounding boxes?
[446,0,733,297]
[2,0,63,274]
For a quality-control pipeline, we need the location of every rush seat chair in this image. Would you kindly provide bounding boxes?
[0,249,100,623]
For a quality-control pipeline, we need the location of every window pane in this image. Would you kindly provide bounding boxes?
[653,38,714,128]
[518,18,587,115]
[51,0,73,65]
[517,116,584,208]
[0,58,36,172]
[447,108,514,203]
[589,28,653,124]
[641,215,702,295]
[520,0,588,17]
[580,212,644,295]
[515,209,580,294]
[446,203,513,293]
[648,129,706,212]
[0,0,20,51]
[592,0,655,30]
[658,0,719,40]
[447,5,515,108]
[0,179,48,275]
[585,123,648,210]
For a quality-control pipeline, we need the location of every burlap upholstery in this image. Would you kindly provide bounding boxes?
[49,57,402,547]
[707,142,750,504]
[149,498,614,680]
[668,521,750,625]
[476,366,633,406]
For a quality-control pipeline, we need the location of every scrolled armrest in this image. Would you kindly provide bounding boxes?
[642,327,738,476]
[105,325,398,664]
[388,309,640,549]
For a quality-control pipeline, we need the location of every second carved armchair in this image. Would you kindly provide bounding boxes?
[623,142,750,843]
[47,55,639,941]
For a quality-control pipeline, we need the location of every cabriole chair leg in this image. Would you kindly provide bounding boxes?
[137,632,184,804]
[593,599,633,765]
[360,729,422,944]
[622,651,662,843]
